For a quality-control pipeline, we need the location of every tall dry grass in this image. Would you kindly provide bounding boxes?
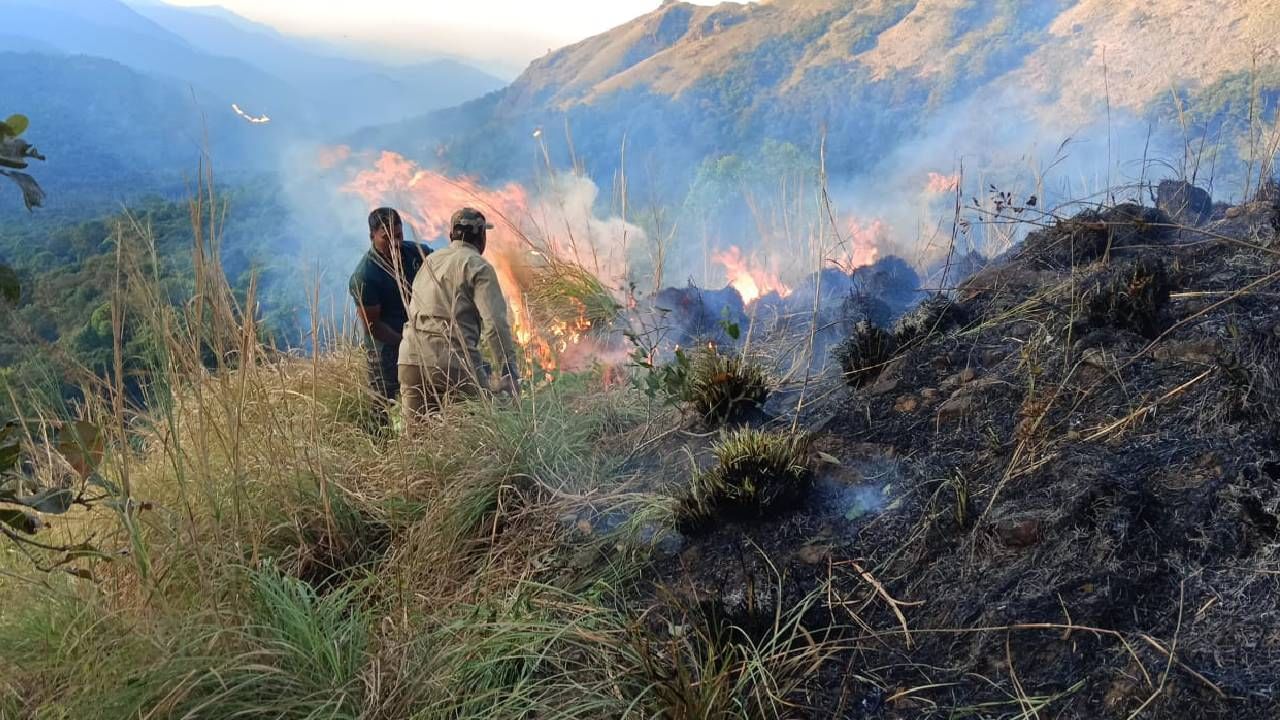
[0,172,848,719]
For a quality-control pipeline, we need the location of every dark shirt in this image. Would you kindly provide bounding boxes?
[348,242,432,353]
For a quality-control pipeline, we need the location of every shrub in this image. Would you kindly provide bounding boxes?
[677,429,812,532]
[683,346,771,424]
[893,293,968,344]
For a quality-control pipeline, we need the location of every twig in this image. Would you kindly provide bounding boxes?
[1136,633,1226,699]
[1127,579,1186,718]
[1082,369,1214,443]
[842,560,921,648]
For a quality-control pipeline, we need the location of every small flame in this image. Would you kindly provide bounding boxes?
[711,246,791,304]
[925,172,960,194]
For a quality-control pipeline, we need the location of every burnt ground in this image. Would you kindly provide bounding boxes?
[620,196,1280,718]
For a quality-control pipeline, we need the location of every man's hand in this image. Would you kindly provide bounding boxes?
[357,304,402,345]
[492,374,521,399]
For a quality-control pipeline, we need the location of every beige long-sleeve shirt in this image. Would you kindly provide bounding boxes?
[398,240,519,385]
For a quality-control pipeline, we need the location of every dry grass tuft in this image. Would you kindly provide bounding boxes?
[525,259,622,332]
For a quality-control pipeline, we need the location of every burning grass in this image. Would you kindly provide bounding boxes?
[524,259,622,336]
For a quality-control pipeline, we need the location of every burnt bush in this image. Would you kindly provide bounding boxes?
[834,320,897,388]
[1017,203,1170,270]
[1156,179,1213,225]
[1078,256,1172,337]
[893,293,968,344]
[1220,320,1280,437]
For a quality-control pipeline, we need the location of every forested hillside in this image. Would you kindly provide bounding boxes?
[0,186,309,408]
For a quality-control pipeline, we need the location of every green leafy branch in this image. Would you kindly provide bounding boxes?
[0,113,47,211]
[0,419,131,578]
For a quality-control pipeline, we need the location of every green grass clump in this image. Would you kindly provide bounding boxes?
[684,346,771,423]
[677,429,813,532]
[117,563,371,719]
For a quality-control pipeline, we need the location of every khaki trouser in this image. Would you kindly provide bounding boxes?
[398,363,482,420]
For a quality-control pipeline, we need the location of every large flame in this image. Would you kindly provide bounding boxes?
[711,215,885,305]
[337,149,613,376]
[840,217,885,270]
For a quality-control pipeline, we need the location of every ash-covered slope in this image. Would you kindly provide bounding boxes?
[634,188,1280,717]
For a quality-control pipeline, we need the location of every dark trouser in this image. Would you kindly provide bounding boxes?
[367,345,400,427]
[398,364,481,420]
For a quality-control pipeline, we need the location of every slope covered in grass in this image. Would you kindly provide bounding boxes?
[2,179,1280,718]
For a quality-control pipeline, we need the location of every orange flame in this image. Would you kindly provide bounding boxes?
[837,217,885,271]
[925,172,960,194]
[711,246,791,304]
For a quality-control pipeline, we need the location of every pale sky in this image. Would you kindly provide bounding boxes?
[160,0,745,74]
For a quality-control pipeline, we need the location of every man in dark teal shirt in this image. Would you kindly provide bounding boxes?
[349,207,431,422]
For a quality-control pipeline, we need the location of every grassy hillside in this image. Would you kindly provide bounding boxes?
[1,166,1279,717]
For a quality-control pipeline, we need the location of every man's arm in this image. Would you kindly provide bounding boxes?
[472,261,520,387]
[355,304,402,345]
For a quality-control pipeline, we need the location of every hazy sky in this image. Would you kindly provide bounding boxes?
[160,0,744,74]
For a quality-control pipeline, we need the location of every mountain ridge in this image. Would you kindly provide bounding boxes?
[366,0,1280,193]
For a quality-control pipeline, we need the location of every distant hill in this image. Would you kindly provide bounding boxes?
[0,0,506,213]
[360,0,1280,194]
[0,51,276,216]
[0,0,505,136]
[0,0,304,129]
[127,1,507,130]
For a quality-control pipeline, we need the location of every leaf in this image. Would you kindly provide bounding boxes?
[0,137,44,169]
[817,451,842,466]
[0,507,42,534]
[3,115,28,137]
[0,170,45,211]
[57,421,104,479]
[17,488,74,514]
[0,264,19,304]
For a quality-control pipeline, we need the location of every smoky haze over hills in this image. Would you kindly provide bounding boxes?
[0,0,505,212]
[337,0,1279,295]
[2,0,1278,334]
[364,0,1279,190]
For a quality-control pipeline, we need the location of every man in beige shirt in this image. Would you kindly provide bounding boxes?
[398,207,521,416]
